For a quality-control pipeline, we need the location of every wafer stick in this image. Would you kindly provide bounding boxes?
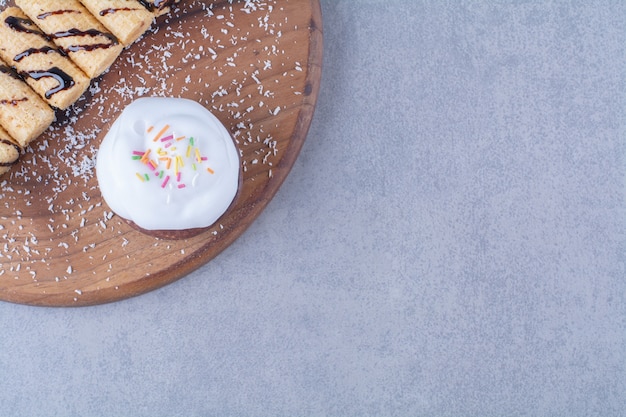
[0,63,55,148]
[16,0,124,79]
[0,125,21,176]
[0,7,90,110]
[79,0,154,46]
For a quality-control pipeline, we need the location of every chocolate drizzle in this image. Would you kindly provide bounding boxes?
[20,67,75,99]
[14,46,57,62]
[5,16,48,39]
[45,28,120,53]
[38,10,80,20]
[0,65,21,80]
[51,28,119,52]
[99,8,137,16]
[6,13,120,58]
[0,139,21,167]
[0,97,28,106]
[137,0,177,12]
[137,0,154,11]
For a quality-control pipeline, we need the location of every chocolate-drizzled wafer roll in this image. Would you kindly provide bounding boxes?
[79,0,154,46]
[16,0,124,79]
[0,7,90,110]
[0,125,21,177]
[0,63,55,148]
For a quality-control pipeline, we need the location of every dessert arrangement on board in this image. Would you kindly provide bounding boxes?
[0,0,180,177]
[0,0,322,305]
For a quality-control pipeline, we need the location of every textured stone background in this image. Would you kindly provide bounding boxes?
[1,1,625,416]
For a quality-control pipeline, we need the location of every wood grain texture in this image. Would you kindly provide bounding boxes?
[0,0,323,306]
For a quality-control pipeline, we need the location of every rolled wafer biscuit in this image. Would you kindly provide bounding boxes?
[79,0,154,46]
[0,125,21,177]
[16,0,124,78]
[0,63,55,148]
[0,7,90,110]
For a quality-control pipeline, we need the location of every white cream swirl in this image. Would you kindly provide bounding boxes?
[96,97,239,231]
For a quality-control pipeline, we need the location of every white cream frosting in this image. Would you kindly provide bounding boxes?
[96,97,239,231]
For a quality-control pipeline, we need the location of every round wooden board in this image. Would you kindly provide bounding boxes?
[0,0,323,307]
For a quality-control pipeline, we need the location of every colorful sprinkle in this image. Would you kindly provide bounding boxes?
[133,124,216,190]
[141,149,151,163]
[152,124,170,142]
